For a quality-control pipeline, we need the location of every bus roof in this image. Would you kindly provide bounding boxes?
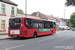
[10,16,56,22]
[23,16,56,22]
[10,17,22,19]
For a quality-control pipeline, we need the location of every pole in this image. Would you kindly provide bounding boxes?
[64,9,66,29]
[64,9,65,19]
[25,0,27,16]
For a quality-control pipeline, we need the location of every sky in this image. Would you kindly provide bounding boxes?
[11,0,75,19]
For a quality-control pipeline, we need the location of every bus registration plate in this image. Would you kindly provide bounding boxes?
[13,35,17,37]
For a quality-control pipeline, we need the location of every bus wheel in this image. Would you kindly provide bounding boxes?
[51,31,53,35]
[34,32,37,38]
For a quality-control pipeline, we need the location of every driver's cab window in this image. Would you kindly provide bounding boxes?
[53,22,56,28]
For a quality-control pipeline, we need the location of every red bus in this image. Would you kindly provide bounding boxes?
[8,17,56,38]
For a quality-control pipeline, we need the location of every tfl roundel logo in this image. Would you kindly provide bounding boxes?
[12,31,14,34]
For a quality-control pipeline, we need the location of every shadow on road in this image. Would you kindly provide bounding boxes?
[7,34,55,40]
[0,38,8,41]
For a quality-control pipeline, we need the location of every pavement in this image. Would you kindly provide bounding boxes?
[0,33,8,35]
[56,30,71,33]
[0,35,9,40]
[0,30,74,50]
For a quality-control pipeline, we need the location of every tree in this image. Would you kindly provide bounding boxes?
[70,12,75,27]
[17,8,24,14]
[65,0,75,6]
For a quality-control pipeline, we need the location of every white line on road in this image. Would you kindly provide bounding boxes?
[5,44,24,50]
[38,38,53,42]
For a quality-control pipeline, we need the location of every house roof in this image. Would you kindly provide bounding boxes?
[0,0,18,6]
[47,15,56,20]
[31,12,37,16]
[31,12,48,20]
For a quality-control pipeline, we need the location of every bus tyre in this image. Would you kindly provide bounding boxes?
[34,32,37,38]
[51,31,53,35]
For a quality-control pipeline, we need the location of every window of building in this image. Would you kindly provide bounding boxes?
[11,7,14,15]
[1,4,5,14]
[1,20,5,30]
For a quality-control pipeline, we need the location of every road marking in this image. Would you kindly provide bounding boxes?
[38,38,53,42]
[5,44,24,50]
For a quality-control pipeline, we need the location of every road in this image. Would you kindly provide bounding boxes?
[0,30,75,50]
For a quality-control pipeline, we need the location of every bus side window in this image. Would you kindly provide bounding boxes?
[39,22,43,28]
[44,22,50,28]
[50,22,53,28]
[25,19,32,28]
[33,22,38,28]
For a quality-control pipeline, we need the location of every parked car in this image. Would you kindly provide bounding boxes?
[68,27,70,30]
[72,28,75,31]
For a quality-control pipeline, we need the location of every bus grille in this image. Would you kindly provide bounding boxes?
[24,30,27,36]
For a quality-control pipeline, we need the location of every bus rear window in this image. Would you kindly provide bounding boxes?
[9,18,21,29]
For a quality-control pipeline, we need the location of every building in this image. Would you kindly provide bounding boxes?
[60,18,71,27]
[55,18,66,28]
[55,17,71,29]
[46,15,56,22]
[17,13,25,17]
[31,12,48,20]
[16,13,40,19]
[0,0,17,34]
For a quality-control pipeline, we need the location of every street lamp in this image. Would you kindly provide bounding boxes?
[25,0,27,16]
